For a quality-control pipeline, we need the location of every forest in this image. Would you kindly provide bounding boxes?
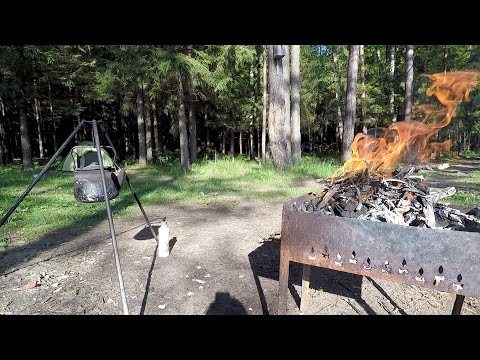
[2,45,480,316]
[1,45,480,171]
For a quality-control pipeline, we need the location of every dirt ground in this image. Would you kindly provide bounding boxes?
[1,160,479,315]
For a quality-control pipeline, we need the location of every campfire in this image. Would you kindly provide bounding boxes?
[294,71,480,233]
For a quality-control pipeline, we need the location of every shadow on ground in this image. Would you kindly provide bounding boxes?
[248,238,381,315]
[205,292,247,315]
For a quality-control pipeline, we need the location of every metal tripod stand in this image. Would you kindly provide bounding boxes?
[0,119,159,315]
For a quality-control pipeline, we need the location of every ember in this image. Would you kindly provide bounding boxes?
[294,163,480,232]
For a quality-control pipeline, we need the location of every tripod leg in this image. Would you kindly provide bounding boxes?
[124,173,158,242]
[98,121,158,243]
[0,120,86,228]
[92,120,129,315]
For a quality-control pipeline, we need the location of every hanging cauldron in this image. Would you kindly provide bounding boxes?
[74,163,125,203]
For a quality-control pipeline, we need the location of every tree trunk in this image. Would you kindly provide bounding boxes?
[32,79,44,159]
[33,97,44,159]
[221,127,226,154]
[177,71,190,171]
[152,102,161,156]
[444,45,448,73]
[359,45,367,134]
[205,113,210,147]
[262,45,268,164]
[257,124,262,159]
[239,130,243,155]
[74,89,84,143]
[387,45,397,123]
[404,45,414,121]
[48,82,57,152]
[0,96,5,165]
[249,120,254,160]
[230,128,235,156]
[257,116,260,159]
[17,89,32,170]
[284,47,292,160]
[113,100,124,160]
[188,94,198,163]
[136,79,147,166]
[267,45,292,170]
[333,45,343,152]
[124,112,131,156]
[291,44,301,165]
[342,45,360,162]
[308,127,312,153]
[144,89,153,161]
[187,46,198,164]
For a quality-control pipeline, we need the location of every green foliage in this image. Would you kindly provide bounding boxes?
[2,44,480,175]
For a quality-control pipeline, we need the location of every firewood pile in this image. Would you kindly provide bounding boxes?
[294,163,480,233]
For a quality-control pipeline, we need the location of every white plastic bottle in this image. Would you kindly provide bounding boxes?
[157,218,170,258]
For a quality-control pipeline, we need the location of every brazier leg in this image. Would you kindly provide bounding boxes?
[300,264,311,313]
[278,251,290,315]
[445,294,465,315]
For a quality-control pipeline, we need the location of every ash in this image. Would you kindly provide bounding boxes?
[293,164,480,233]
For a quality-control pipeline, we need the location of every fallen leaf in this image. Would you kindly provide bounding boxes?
[24,280,37,290]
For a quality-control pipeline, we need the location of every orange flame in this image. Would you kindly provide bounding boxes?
[333,71,480,178]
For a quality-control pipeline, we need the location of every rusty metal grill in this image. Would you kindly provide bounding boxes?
[278,195,480,315]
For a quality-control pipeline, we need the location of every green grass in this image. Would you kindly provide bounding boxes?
[0,155,339,244]
[419,168,479,206]
[460,150,480,159]
[444,190,480,207]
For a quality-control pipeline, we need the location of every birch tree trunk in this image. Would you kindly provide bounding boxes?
[0,96,5,165]
[239,130,243,155]
[48,82,57,152]
[17,80,32,170]
[333,45,343,152]
[291,44,301,165]
[359,45,367,134]
[188,94,198,163]
[177,71,190,171]
[187,45,198,163]
[136,79,147,166]
[342,45,360,162]
[230,128,235,156]
[262,45,267,164]
[34,97,44,158]
[387,45,397,123]
[152,102,161,156]
[404,45,414,121]
[143,88,153,161]
[267,45,292,170]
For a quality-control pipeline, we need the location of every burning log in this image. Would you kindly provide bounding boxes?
[293,166,480,233]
